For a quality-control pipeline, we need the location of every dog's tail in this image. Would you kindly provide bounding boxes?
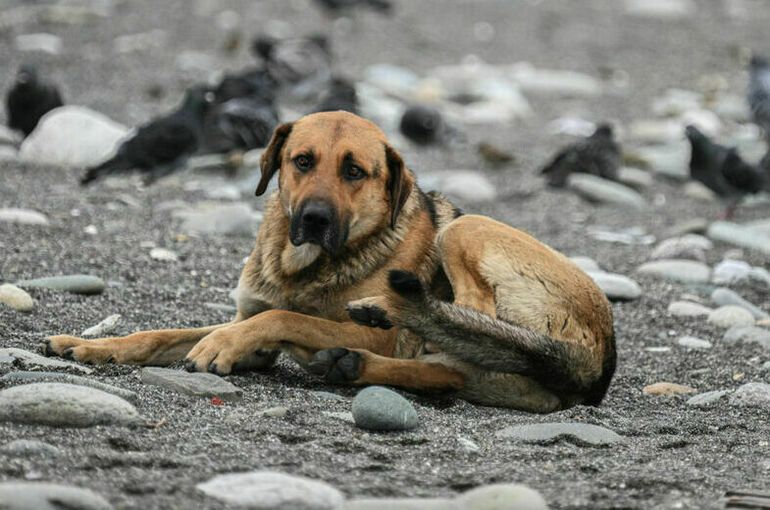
[387,270,616,405]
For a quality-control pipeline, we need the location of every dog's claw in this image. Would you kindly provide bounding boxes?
[61,348,74,360]
[41,341,55,357]
[309,348,362,383]
[184,360,197,372]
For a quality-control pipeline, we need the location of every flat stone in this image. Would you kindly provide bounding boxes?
[707,306,755,329]
[140,367,242,401]
[0,208,49,226]
[352,386,418,431]
[457,436,480,452]
[1,371,137,402]
[712,259,752,285]
[569,256,600,272]
[173,202,263,236]
[0,482,112,510]
[634,143,690,180]
[0,284,35,312]
[0,439,61,458]
[629,119,683,144]
[624,0,695,19]
[723,326,770,349]
[677,336,712,349]
[421,171,497,204]
[668,301,712,317]
[496,422,623,447]
[456,484,549,510]
[617,166,654,189]
[728,382,770,410]
[567,174,647,210]
[311,390,348,401]
[345,498,456,510]
[15,32,62,54]
[686,390,731,407]
[149,247,179,262]
[683,181,718,202]
[651,235,712,261]
[16,274,105,295]
[642,382,696,396]
[586,271,642,301]
[197,471,344,510]
[19,106,130,168]
[509,62,602,97]
[81,314,122,337]
[664,218,709,237]
[711,288,768,320]
[636,259,711,283]
[0,348,92,374]
[0,383,140,427]
[708,221,770,256]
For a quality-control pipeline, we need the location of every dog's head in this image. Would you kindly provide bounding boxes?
[256,111,414,255]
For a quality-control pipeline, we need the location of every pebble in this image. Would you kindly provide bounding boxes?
[345,498,455,509]
[707,221,770,256]
[0,284,35,312]
[113,29,167,54]
[723,326,770,349]
[636,259,711,283]
[0,383,140,427]
[1,371,137,402]
[15,33,63,54]
[16,274,105,295]
[0,208,50,226]
[677,336,712,349]
[0,439,61,458]
[0,125,21,146]
[683,181,718,202]
[149,247,179,262]
[686,390,731,407]
[586,271,642,301]
[628,119,682,144]
[19,106,129,168]
[651,88,701,117]
[651,235,712,261]
[81,314,122,337]
[763,361,770,372]
[0,348,92,374]
[642,382,696,396]
[311,390,348,401]
[496,422,623,447]
[140,367,243,401]
[509,62,602,97]
[617,166,653,190]
[259,406,289,418]
[457,436,480,452]
[197,471,344,510]
[569,256,600,272]
[664,218,709,237]
[728,382,770,410]
[634,143,690,180]
[707,306,755,329]
[364,63,420,99]
[567,174,647,210]
[173,202,263,236]
[711,259,752,285]
[624,0,695,19]
[667,301,712,317]
[456,484,549,510]
[0,482,112,510]
[420,171,496,203]
[0,145,17,161]
[711,288,768,320]
[352,386,419,431]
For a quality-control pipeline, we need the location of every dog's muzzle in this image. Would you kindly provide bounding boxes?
[290,200,347,254]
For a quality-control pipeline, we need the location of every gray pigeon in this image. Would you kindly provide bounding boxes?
[5,64,64,137]
[252,35,332,99]
[540,124,621,188]
[748,55,770,142]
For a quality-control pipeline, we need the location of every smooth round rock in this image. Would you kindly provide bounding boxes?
[0,482,112,510]
[0,284,35,312]
[586,271,642,301]
[0,383,141,427]
[0,208,49,226]
[651,235,711,261]
[723,326,770,349]
[496,422,623,447]
[567,174,647,210]
[711,259,752,285]
[642,382,696,396]
[667,301,712,317]
[456,484,549,510]
[636,259,711,283]
[707,306,755,329]
[677,336,712,349]
[686,390,730,408]
[711,288,769,320]
[197,471,344,510]
[15,275,105,295]
[0,439,61,458]
[728,383,770,410]
[352,386,418,431]
[1,371,138,403]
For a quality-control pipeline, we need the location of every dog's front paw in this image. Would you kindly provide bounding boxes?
[43,335,114,365]
[307,348,363,383]
[346,296,393,330]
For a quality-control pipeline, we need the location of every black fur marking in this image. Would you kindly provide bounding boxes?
[347,303,393,329]
[583,331,617,406]
[420,190,438,227]
[388,270,424,299]
[452,206,464,219]
[62,348,74,360]
[308,348,362,383]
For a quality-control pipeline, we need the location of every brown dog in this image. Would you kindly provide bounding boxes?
[45,111,616,412]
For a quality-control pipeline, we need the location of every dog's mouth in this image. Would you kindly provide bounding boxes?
[289,201,348,255]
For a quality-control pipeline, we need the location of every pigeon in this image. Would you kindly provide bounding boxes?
[312,77,358,114]
[539,124,621,188]
[202,96,279,154]
[213,68,278,104]
[5,65,64,137]
[399,104,445,145]
[252,35,332,99]
[747,55,770,142]
[685,125,769,216]
[312,0,393,16]
[81,86,212,185]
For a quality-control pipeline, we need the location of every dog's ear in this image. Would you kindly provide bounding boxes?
[256,122,293,196]
[385,144,414,229]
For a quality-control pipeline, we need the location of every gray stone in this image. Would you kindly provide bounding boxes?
[636,259,711,283]
[0,348,93,374]
[624,0,695,19]
[19,106,129,168]
[667,301,712,317]
[634,143,690,180]
[0,145,17,161]
[569,256,600,272]
[457,436,481,452]
[628,119,682,144]
[496,422,623,447]
[345,499,456,510]
[140,367,242,401]
[324,411,355,424]
[728,382,770,410]
[723,326,770,349]
[197,471,344,510]
[763,361,770,372]
[0,383,140,427]
[567,174,647,210]
[203,302,238,314]
[173,202,263,236]
[711,288,768,320]
[683,181,718,202]
[677,336,712,349]
[1,439,61,457]
[509,62,602,97]
[712,259,752,285]
[617,167,653,190]
[421,171,497,204]
[664,218,709,237]
[81,314,122,337]
[0,125,21,146]
[586,271,642,301]
[0,482,112,510]
[352,386,419,431]
[1,371,137,402]
[15,32,62,54]
[707,221,770,256]
[707,306,755,329]
[686,390,730,407]
[0,208,49,226]
[456,484,549,510]
[651,235,712,261]
[149,247,178,262]
[0,283,35,312]
[16,274,105,294]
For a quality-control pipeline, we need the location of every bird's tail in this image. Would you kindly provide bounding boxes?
[80,154,132,186]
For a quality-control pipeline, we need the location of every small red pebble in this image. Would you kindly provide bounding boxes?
[210,396,224,406]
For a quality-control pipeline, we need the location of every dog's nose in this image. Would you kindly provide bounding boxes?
[300,201,333,230]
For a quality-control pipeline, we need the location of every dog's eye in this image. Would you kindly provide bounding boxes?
[293,155,312,172]
[344,165,365,181]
